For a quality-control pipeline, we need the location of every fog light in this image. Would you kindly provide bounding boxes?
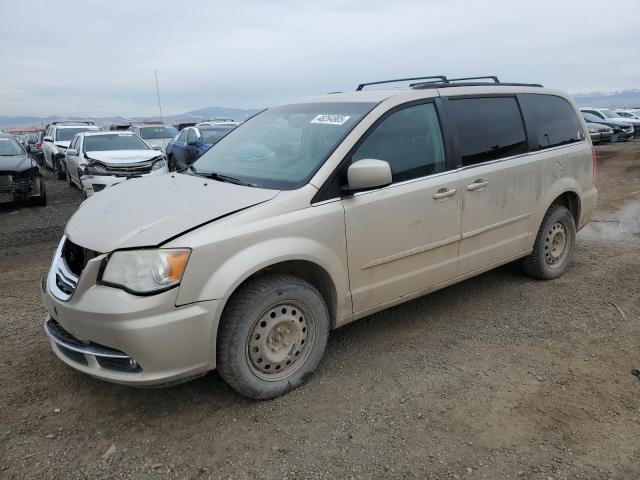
[92,184,106,193]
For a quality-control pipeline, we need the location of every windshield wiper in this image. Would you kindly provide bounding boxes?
[189,166,256,187]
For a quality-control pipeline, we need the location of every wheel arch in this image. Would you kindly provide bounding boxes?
[219,259,339,330]
[526,181,582,251]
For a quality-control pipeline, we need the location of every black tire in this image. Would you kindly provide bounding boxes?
[167,155,176,172]
[66,162,74,186]
[54,157,66,180]
[216,273,330,400]
[522,205,576,280]
[30,178,47,206]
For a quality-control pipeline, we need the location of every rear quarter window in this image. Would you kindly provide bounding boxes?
[447,96,528,166]
[519,94,583,150]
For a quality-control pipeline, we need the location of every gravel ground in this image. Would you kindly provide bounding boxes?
[1,142,639,479]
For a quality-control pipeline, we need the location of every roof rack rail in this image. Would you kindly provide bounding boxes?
[412,75,543,89]
[356,76,447,91]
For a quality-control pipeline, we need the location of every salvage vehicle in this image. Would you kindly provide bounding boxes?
[64,131,168,197]
[581,112,632,142]
[580,108,640,138]
[0,134,46,206]
[585,122,614,144]
[128,124,178,153]
[42,76,597,399]
[43,122,100,179]
[166,124,237,171]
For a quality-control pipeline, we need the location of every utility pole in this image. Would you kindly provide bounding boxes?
[154,70,164,124]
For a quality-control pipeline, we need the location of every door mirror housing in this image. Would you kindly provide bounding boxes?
[151,145,162,151]
[43,136,53,142]
[343,159,392,194]
[66,149,78,156]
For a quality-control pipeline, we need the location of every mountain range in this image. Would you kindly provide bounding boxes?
[2,89,640,129]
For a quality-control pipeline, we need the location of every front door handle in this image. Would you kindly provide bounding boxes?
[466,179,489,191]
[433,188,458,200]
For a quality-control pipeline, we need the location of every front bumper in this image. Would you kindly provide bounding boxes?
[41,247,220,386]
[80,166,169,197]
[0,173,39,203]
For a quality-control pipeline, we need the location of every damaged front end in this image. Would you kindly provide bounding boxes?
[0,165,47,206]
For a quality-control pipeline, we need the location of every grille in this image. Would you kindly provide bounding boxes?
[45,317,143,374]
[96,356,142,373]
[57,345,88,365]
[108,163,154,176]
[51,238,100,300]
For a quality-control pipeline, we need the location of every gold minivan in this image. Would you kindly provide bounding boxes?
[42,76,598,399]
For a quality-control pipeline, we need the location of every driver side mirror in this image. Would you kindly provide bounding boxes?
[151,145,162,151]
[66,149,78,156]
[343,159,392,195]
[43,136,53,142]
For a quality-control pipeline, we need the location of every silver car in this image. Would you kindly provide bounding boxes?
[41,77,598,399]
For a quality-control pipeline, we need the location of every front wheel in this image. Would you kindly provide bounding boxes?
[216,273,330,400]
[522,205,576,280]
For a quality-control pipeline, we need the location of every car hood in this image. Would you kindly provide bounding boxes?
[586,122,613,132]
[65,173,280,252]
[0,153,37,174]
[598,118,634,128]
[55,141,71,149]
[86,150,163,165]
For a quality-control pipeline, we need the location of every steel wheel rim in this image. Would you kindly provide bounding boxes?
[246,301,315,381]
[544,221,568,268]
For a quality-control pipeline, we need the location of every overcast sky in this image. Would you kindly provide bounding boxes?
[0,0,638,117]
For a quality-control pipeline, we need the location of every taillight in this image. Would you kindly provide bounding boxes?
[36,141,42,148]
[591,145,597,183]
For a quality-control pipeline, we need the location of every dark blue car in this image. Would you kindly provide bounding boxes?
[166,123,238,171]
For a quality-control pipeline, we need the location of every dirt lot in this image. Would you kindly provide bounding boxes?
[1,142,639,480]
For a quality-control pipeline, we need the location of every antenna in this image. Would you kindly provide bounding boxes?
[154,70,164,124]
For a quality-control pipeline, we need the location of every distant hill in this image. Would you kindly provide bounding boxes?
[0,107,260,129]
[2,90,640,129]
[571,89,640,108]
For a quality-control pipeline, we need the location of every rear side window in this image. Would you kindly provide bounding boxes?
[177,129,189,142]
[351,102,445,183]
[520,94,583,149]
[448,97,528,166]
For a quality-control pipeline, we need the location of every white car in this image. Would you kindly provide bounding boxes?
[580,107,640,137]
[127,124,177,153]
[42,122,101,179]
[64,131,168,197]
[615,109,640,121]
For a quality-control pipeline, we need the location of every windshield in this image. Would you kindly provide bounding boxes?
[0,137,25,156]
[56,127,97,142]
[138,126,175,139]
[601,109,621,119]
[84,134,150,152]
[582,112,603,123]
[192,102,376,189]
[200,127,235,144]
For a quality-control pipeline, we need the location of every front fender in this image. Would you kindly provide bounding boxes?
[177,236,351,319]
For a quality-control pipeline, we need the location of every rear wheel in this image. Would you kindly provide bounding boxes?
[216,273,330,400]
[522,205,576,280]
[54,157,66,180]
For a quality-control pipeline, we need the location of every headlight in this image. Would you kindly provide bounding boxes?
[101,249,190,294]
[150,158,166,171]
[588,128,597,133]
[86,163,110,175]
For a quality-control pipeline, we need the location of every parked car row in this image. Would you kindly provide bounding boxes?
[580,107,640,143]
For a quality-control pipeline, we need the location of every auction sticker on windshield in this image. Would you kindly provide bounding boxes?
[310,114,351,126]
